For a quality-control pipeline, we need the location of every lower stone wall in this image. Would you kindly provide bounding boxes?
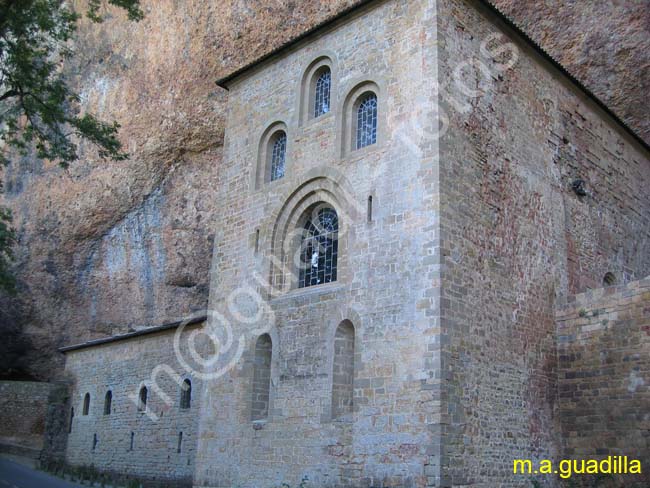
[556,277,650,484]
[0,380,53,451]
[63,321,207,486]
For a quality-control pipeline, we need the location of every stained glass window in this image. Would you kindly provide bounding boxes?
[298,208,338,288]
[314,69,331,118]
[355,93,377,149]
[270,132,286,181]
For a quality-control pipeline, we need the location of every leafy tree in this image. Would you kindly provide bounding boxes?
[0,0,143,293]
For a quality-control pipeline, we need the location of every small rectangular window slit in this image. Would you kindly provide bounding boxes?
[255,229,260,254]
[177,432,183,453]
[367,196,373,222]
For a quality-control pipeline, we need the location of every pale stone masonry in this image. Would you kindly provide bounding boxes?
[556,277,650,485]
[59,0,650,486]
[62,319,207,485]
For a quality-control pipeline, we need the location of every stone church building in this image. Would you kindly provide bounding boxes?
[59,0,650,486]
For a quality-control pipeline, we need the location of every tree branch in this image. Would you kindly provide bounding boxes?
[0,89,18,102]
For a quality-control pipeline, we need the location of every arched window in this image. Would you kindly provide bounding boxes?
[251,334,272,421]
[177,432,183,453]
[332,320,355,419]
[603,272,617,286]
[355,93,377,149]
[313,68,331,118]
[180,379,192,409]
[103,391,112,415]
[69,408,74,433]
[270,131,286,182]
[298,207,339,288]
[138,386,148,412]
[82,393,90,416]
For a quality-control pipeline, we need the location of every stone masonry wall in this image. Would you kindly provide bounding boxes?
[194,1,444,486]
[64,321,207,485]
[0,381,53,450]
[437,0,650,486]
[556,277,650,484]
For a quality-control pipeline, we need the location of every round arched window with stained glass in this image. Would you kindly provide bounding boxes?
[298,208,339,288]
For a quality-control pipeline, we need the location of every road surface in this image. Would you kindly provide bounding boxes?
[0,457,84,488]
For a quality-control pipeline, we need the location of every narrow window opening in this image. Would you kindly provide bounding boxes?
[82,393,90,416]
[92,433,98,451]
[251,334,272,421]
[180,379,192,409]
[603,272,617,286]
[331,320,355,419]
[355,93,378,150]
[255,229,260,254]
[269,132,286,182]
[313,68,331,118]
[367,195,373,223]
[177,432,183,453]
[69,408,74,433]
[129,432,134,451]
[298,207,339,288]
[138,386,148,412]
[103,391,112,415]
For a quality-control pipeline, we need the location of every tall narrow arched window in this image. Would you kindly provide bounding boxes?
[138,386,147,412]
[82,393,90,416]
[313,68,331,118]
[270,131,286,182]
[332,320,355,419]
[103,391,112,415]
[180,379,192,409]
[251,334,272,421]
[69,408,74,433]
[298,207,339,288]
[355,93,377,149]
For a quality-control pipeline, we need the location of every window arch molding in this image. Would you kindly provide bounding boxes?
[248,328,279,422]
[338,79,384,157]
[264,170,360,293]
[180,377,192,410]
[255,121,289,190]
[324,307,363,422]
[298,54,337,125]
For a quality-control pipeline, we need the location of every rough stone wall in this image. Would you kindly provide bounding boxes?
[0,381,53,449]
[556,277,650,482]
[194,1,443,486]
[1,0,648,384]
[436,0,650,486]
[63,322,206,484]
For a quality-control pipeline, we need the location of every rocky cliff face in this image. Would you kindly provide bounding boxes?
[1,0,648,380]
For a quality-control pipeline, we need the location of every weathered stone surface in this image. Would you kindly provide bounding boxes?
[0,0,648,386]
[63,321,207,484]
[0,381,54,450]
[556,277,650,486]
[49,0,650,486]
[494,0,650,143]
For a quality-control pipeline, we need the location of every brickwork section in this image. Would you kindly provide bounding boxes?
[63,322,206,485]
[0,381,53,449]
[557,277,650,467]
[331,321,355,420]
[194,1,442,486]
[437,0,650,485]
[251,334,272,421]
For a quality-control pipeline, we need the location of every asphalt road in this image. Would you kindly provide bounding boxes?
[0,457,84,488]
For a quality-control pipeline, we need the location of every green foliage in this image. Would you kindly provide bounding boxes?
[0,0,142,293]
[0,0,143,167]
[0,205,16,294]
